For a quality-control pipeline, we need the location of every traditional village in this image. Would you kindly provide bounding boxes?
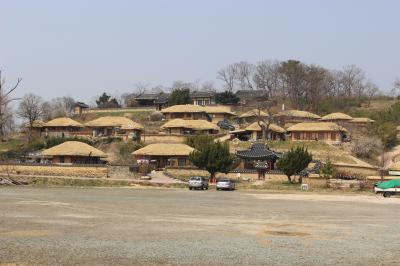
[1,77,400,193]
[2,1,400,265]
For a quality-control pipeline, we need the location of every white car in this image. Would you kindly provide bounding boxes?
[216,178,235,191]
[188,176,209,190]
[374,187,400,198]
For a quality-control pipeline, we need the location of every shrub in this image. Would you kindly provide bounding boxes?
[117,141,143,164]
[185,134,215,151]
[149,111,164,121]
[321,160,335,178]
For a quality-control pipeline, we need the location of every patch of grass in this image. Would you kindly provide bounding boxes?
[0,138,24,152]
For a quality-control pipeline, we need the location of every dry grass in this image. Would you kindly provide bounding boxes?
[230,140,358,165]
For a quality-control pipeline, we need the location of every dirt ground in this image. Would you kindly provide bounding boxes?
[0,187,399,266]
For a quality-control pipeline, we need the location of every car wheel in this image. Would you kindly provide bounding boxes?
[189,187,192,190]
[217,188,220,191]
[205,186,208,190]
[383,191,392,198]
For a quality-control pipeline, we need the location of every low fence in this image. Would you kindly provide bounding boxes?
[0,163,108,178]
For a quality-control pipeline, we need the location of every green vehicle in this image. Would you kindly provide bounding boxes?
[374,179,400,197]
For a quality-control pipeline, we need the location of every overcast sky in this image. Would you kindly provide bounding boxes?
[1,0,399,102]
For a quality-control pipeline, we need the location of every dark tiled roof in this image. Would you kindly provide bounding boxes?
[190,91,216,98]
[134,93,170,103]
[154,93,170,104]
[75,102,89,108]
[236,90,268,98]
[236,143,281,160]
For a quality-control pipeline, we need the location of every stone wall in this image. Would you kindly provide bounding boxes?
[0,164,108,178]
[107,164,136,179]
[334,164,379,177]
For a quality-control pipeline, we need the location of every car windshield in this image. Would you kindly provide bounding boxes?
[219,179,230,182]
[190,177,201,181]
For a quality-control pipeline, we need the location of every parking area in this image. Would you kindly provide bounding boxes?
[0,187,399,265]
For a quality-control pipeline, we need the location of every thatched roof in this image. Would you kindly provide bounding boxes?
[274,110,321,119]
[239,109,268,118]
[42,141,107,157]
[132,143,195,156]
[388,161,400,171]
[25,120,45,128]
[205,106,236,116]
[161,105,206,113]
[85,116,144,130]
[350,117,375,123]
[44,118,83,127]
[286,122,347,132]
[245,121,286,133]
[161,119,219,130]
[320,112,353,121]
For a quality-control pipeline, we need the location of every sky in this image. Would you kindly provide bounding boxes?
[1,0,399,102]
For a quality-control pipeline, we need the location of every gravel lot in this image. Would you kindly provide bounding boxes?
[0,187,399,265]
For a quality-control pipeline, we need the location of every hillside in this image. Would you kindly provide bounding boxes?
[231,140,375,168]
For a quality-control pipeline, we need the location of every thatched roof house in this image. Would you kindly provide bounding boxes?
[320,112,353,122]
[85,116,143,138]
[44,117,83,128]
[42,118,84,137]
[350,117,375,126]
[238,109,269,124]
[286,122,347,143]
[86,116,143,129]
[22,120,45,137]
[244,122,286,141]
[205,106,236,122]
[42,141,106,164]
[133,143,195,168]
[161,119,219,135]
[274,110,321,127]
[161,104,209,120]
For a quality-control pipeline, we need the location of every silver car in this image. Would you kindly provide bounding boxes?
[188,176,209,190]
[216,178,235,191]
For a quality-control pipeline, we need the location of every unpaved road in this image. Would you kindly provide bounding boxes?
[0,187,399,265]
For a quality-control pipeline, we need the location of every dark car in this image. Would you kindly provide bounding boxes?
[217,120,235,131]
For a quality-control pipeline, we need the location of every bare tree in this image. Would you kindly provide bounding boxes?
[364,81,379,107]
[253,60,281,98]
[133,82,150,95]
[254,95,275,142]
[200,81,215,92]
[17,93,44,140]
[217,64,237,92]
[0,70,22,139]
[341,65,365,98]
[391,77,400,97]
[171,80,198,92]
[235,61,255,90]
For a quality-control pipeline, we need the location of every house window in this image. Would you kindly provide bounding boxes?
[294,132,301,140]
[318,132,325,140]
[60,156,65,163]
[178,158,186,167]
[197,100,203,106]
[204,99,210,105]
[256,131,262,140]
